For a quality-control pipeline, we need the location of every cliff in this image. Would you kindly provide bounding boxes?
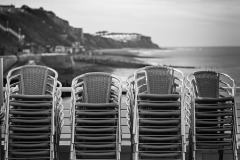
[0,5,159,55]
[84,33,159,50]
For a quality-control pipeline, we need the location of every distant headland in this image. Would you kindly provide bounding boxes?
[0,5,159,56]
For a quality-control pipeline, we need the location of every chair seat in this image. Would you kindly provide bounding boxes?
[10,126,51,132]
[9,134,50,140]
[10,118,51,124]
[76,119,117,124]
[196,134,232,140]
[76,151,116,157]
[76,103,118,108]
[75,127,116,133]
[76,110,117,116]
[140,110,180,116]
[138,93,180,101]
[76,135,116,141]
[140,127,180,133]
[139,144,181,149]
[9,142,49,148]
[10,101,52,108]
[10,110,51,116]
[196,142,232,146]
[75,143,116,149]
[140,136,181,142]
[196,127,232,132]
[10,94,52,100]
[139,152,181,158]
[9,150,50,156]
[196,112,233,117]
[138,102,181,109]
[139,157,182,160]
[140,119,180,125]
[195,96,234,103]
[196,104,234,109]
[196,119,232,125]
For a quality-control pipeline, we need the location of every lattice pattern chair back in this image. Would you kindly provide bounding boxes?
[145,66,174,94]
[193,71,219,98]
[20,66,51,95]
[83,73,112,103]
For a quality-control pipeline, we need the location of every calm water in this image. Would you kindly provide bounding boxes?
[112,47,240,86]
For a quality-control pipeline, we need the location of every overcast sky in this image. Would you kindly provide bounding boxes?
[1,0,240,47]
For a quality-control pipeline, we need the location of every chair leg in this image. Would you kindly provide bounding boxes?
[133,143,137,160]
[218,150,223,160]
[233,143,238,160]
[131,136,133,160]
[188,129,193,160]
[188,143,193,160]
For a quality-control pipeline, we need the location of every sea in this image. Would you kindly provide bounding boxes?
[111,47,240,86]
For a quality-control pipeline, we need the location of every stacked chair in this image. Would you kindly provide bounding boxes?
[1,102,5,160]
[185,71,239,160]
[4,65,64,160]
[70,72,122,160]
[126,65,186,160]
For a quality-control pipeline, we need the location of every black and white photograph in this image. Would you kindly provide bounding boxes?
[0,0,240,160]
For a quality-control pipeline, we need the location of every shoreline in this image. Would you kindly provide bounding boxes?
[1,48,198,86]
[73,54,148,68]
[76,48,197,69]
[92,48,174,58]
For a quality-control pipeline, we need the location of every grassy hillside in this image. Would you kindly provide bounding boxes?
[0,5,159,55]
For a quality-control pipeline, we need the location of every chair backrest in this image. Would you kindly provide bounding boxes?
[145,66,174,94]
[193,71,219,98]
[20,66,49,95]
[83,73,112,103]
[7,65,58,95]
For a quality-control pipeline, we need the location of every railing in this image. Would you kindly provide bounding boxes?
[0,24,7,32]
[0,24,24,42]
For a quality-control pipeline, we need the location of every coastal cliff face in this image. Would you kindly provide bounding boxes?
[0,5,159,55]
[84,34,159,50]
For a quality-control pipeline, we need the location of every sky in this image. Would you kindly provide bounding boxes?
[1,0,240,47]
